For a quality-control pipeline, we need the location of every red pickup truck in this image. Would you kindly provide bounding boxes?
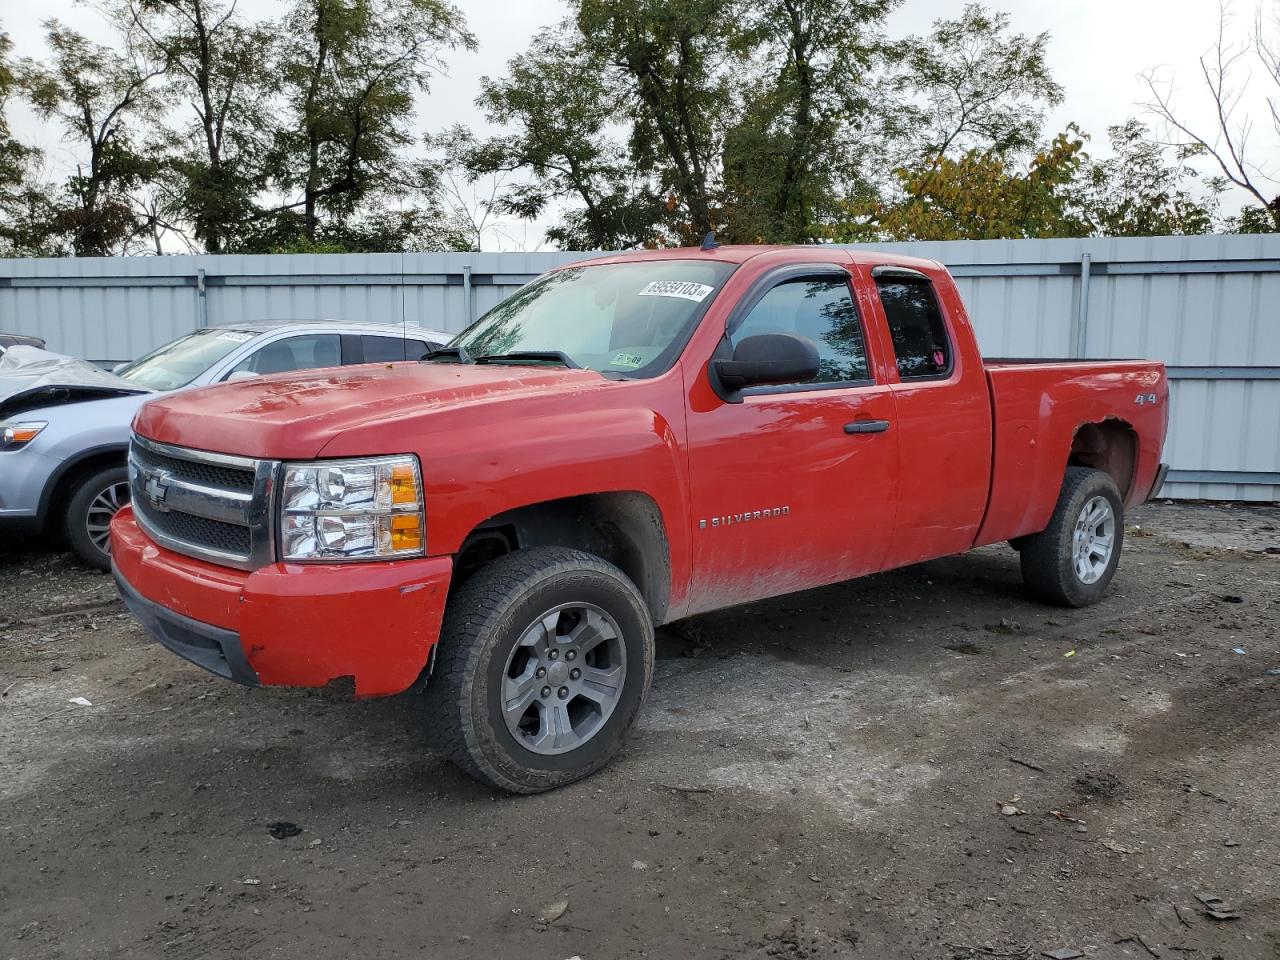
[111,245,1169,792]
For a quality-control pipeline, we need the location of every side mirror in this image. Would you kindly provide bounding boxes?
[711,333,820,392]
[112,361,129,373]
[226,370,261,382]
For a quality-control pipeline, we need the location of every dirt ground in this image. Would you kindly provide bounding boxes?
[2,502,1278,960]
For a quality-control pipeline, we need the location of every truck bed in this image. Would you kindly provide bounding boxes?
[975,358,1169,548]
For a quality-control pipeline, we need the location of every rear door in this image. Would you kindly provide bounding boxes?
[869,267,992,567]
[684,263,900,614]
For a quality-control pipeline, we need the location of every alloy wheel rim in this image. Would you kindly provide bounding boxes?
[1072,495,1115,585]
[87,482,130,555]
[500,602,627,756]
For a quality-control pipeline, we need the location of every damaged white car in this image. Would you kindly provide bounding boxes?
[0,321,447,568]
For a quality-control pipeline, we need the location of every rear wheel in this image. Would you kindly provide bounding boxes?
[64,465,130,571]
[424,547,654,793]
[1019,466,1124,607]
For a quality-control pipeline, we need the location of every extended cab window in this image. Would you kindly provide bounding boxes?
[875,275,951,379]
[730,277,869,386]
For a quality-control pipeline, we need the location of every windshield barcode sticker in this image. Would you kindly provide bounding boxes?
[216,331,253,342]
[638,280,714,303]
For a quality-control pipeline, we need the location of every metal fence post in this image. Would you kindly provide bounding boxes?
[462,265,473,328]
[1073,253,1092,358]
[196,267,208,328]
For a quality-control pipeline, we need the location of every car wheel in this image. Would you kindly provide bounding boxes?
[424,546,655,793]
[65,465,130,572]
[1019,466,1124,607]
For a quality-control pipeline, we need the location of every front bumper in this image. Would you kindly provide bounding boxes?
[110,505,453,697]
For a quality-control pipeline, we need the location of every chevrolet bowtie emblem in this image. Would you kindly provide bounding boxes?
[144,468,173,512]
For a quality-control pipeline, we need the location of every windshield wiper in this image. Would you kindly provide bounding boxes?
[473,351,580,369]
[420,346,473,364]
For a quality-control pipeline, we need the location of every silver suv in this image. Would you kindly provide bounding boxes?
[0,320,447,569]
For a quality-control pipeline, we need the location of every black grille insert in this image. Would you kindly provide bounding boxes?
[132,443,255,492]
[136,504,251,556]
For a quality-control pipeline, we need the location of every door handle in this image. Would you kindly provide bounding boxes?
[844,419,890,435]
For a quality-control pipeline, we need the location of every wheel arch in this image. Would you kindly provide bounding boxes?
[452,491,672,626]
[37,443,129,531]
[1067,418,1137,500]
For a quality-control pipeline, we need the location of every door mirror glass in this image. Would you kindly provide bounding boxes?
[712,333,820,391]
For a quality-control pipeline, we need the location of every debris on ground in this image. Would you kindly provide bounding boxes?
[537,898,569,923]
[986,617,1021,634]
[68,696,92,706]
[269,821,303,840]
[1100,839,1140,854]
[1195,893,1241,920]
[1041,948,1084,960]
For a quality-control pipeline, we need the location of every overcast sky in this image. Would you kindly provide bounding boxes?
[6,0,1276,249]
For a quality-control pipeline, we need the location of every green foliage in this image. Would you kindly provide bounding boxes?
[0,0,1270,255]
[459,29,663,249]
[722,0,897,243]
[837,127,1089,241]
[0,24,47,256]
[17,22,166,255]
[118,0,277,252]
[1081,121,1222,237]
[262,0,475,246]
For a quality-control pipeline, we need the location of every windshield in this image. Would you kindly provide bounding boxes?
[450,259,736,377]
[116,328,255,391]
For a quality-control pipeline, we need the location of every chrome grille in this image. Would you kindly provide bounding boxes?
[130,442,256,492]
[128,435,278,570]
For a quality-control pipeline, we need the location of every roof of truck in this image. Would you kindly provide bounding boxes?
[564,243,943,273]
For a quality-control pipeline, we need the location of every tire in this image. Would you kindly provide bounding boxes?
[1019,466,1124,608]
[424,547,655,793]
[64,465,130,572]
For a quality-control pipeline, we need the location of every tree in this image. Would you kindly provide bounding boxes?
[837,127,1088,241]
[0,22,48,256]
[262,0,475,248]
[18,22,166,255]
[459,28,662,249]
[1082,120,1223,236]
[895,3,1062,167]
[117,0,275,252]
[575,0,742,242]
[722,0,897,243]
[828,2,1069,241]
[1141,1,1280,231]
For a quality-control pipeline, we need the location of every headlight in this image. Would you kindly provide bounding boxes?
[1,421,47,450]
[279,455,425,561]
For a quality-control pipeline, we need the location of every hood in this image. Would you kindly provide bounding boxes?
[0,345,152,418]
[132,361,616,459]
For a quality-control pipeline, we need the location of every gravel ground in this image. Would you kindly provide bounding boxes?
[1,502,1278,960]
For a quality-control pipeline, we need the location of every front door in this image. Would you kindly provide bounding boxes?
[684,266,900,615]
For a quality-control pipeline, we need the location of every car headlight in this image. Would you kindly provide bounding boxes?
[279,455,425,561]
[1,421,47,451]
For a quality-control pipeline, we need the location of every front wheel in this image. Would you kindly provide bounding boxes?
[424,547,655,793]
[64,464,130,571]
[1019,466,1124,607]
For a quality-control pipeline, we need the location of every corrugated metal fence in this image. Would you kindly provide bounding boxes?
[1,235,1277,502]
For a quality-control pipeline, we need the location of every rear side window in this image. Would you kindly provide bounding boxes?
[361,335,409,362]
[875,276,951,379]
[730,277,869,386]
